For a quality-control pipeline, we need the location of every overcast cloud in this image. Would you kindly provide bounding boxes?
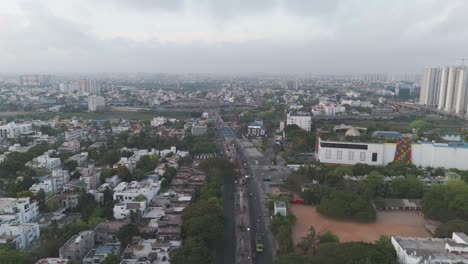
[0,0,467,74]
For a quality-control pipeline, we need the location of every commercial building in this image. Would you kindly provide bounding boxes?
[78,79,101,94]
[317,137,468,170]
[286,113,311,132]
[0,197,39,224]
[59,230,95,262]
[0,222,40,250]
[392,232,468,264]
[87,95,105,112]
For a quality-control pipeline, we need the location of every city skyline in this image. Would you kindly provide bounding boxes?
[0,0,467,74]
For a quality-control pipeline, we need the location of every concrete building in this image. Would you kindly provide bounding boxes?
[64,129,82,141]
[35,258,69,264]
[286,113,311,132]
[0,197,39,224]
[191,124,208,136]
[421,66,468,114]
[113,201,146,220]
[88,95,105,112]
[113,179,160,204]
[420,67,442,107]
[274,201,287,217]
[121,239,181,264]
[58,140,80,154]
[392,232,468,264]
[26,150,61,172]
[247,121,266,137]
[78,79,101,94]
[0,122,33,139]
[59,230,95,262]
[0,222,40,250]
[30,170,70,194]
[317,137,468,170]
[82,243,120,264]
[151,117,167,127]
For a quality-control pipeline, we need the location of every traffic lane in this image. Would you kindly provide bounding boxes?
[221,172,235,264]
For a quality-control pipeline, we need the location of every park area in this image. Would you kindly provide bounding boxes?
[290,204,431,244]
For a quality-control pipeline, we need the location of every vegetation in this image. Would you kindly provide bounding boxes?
[183,133,217,154]
[0,245,31,264]
[170,158,234,264]
[435,219,468,238]
[317,190,376,222]
[271,214,296,254]
[422,180,468,221]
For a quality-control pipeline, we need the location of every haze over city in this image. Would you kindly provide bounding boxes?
[1,0,467,74]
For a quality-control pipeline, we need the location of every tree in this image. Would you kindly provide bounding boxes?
[297,226,318,255]
[317,190,376,222]
[422,181,468,221]
[170,238,213,264]
[319,231,340,244]
[63,160,78,172]
[390,175,423,198]
[361,171,384,198]
[410,119,431,131]
[76,193,98,222]
[311,241,397,264]
[274,253,313,264]
[0,245,31,264]
[117,224,140,248]
[435,219,468,238]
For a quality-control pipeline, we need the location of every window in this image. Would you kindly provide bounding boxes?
[348,151,354,161]
[336,150,343,160]
[321,142,368,150]
[360,152,366,161]
[325,149,331,159]
[372,153,378,162]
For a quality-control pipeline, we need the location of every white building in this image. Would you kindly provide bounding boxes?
[191,124,208,136]
[0,122,33,139]
[88,95,106,112]
[26,150,61,172]
[392,232,468,264]
[420,66,468,114]
[317,137,468,170]
[113,178,160,204]
[31,169,70,194]
[35,258,69,264]
[273,201,287,217]
[286,113,311,132]
[113,201,146,219]
[0,197,39,224]
[0,222,40,250]
[151,117,168,127]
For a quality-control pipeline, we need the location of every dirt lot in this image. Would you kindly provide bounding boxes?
[291,204,431,244]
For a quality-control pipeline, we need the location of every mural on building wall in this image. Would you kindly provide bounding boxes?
[394,137,412,163]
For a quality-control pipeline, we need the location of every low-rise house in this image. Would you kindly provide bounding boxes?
[94,221,127,243]
[59,230,95,262]
[35,258,69,264]
[0,197,39,224]
[68,152,88,167]
[0,222,40,250]
[26,150,61,172]
[274,201,287,217]
[113,178,160,204]
[82,243,121,264]
[392,232,468,264]
[121,239,181,264]
[58,140,80,154]
[113,201,146,220]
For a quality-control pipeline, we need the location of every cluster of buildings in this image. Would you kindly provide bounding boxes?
[420,66,468,114]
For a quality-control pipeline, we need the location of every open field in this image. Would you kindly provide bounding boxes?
[0,111,33,117]
[290,204,431,244]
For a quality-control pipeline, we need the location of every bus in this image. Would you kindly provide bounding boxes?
[256,235,264,253]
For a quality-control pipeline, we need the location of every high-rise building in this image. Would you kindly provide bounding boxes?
[79,79,101,94]
[88,95,106,112]
[420,66,468,114]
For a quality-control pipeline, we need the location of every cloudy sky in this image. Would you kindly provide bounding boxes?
[0,0,467,74]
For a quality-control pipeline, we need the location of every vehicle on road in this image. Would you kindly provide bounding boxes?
[255,235,264,253]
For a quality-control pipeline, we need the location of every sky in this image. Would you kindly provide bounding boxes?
[0,0,467,75]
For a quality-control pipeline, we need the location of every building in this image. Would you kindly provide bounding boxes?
[59,230,95,262]
[58,140,80,154]
[113,179,160,204]
[35,258,69,264]
[0,222,40,250]
[0,197,39,224]
[94,221,127,243]
[286,113,311,132]
[26,150,61,172]
[151,117,168,127]
[82,243,120,264]
[64,129,82,141]
[420,66,468,114]
[30,169,70,194]
[0,122,33,139]
[392,232,468,264]
[121,239,181,264]
[317,137,468,170]
[247,121,266,137]
[19,74,55,86]
[191,123,208,136]
[372,106,394,115]
[78,79,101,94]
[87,95,106,112]
[113,201,146,219]
[273,201,287,217]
